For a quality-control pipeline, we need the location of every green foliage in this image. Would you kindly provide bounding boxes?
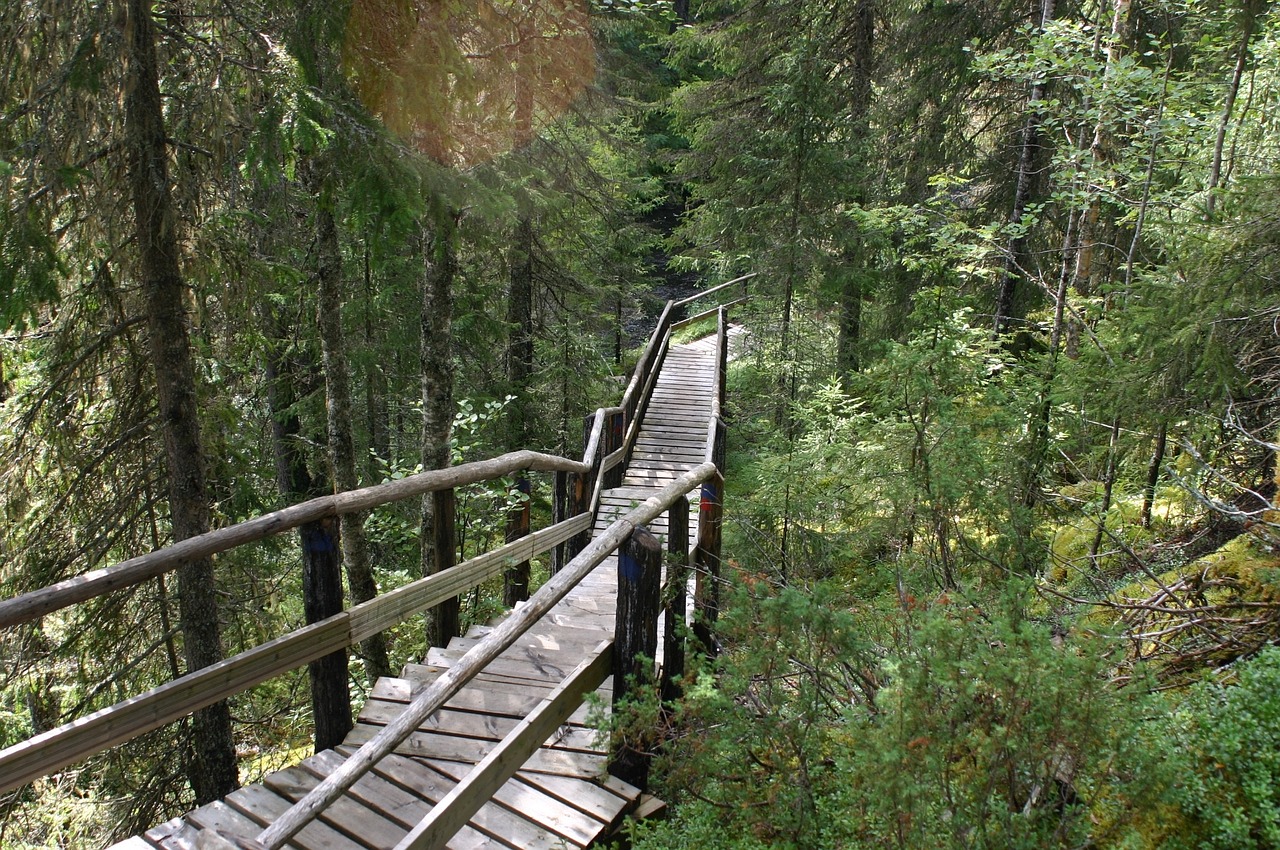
[1152,646,1280,850]
[634,584,1156,850]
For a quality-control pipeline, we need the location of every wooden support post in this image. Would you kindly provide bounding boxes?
[605,410,625,489]
[503,476,532,606]
[551,470,568,574]
[427,488,459,647]
[568,413,597,559]
[693,469,723,659]
[661,497,689,704]
[611,526,662,790]
[301,516,352,751]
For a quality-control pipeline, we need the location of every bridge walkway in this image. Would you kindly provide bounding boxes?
[120,327,738,850]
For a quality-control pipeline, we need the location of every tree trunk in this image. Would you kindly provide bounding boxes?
[311,165,391,682]
[994,0,1055,338]
[1141,420,1168,529]
[421,213,457,648]
[364,241,390,479]
[1205,1,1260,216]
[1073,0,1131,296]
[123,0,237,803]
[263,313,352,752]
[836,0,874,384]
[505,215,535,606]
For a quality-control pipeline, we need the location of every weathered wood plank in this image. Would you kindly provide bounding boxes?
[0,513,596,798]
[264,766,409,849]
[106,837,160,850]
[370,679,598,726]
[393,645,612,850]
[184,801,266,848]
[335,747,548,850]
[507,771,634,827]
[0,617,351,796]
[356,700,599,752]
[224,784,368,850]
[421,760,603,847]
[144,816,204,849]
[342,723,606,779]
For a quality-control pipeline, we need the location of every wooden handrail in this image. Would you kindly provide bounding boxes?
[0,450,592,630]
[0,512,594,796]
[255,462,719,850]
[672,272,756,309]
[669,296,746,333]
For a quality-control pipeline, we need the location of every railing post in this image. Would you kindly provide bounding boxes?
[551,470,568,574]
[301,515,352,751]
[605,409,625,489]
[661,496,690,705]
[693,424,725,658]
[503,476,532,605]
[426,487,459,647]
[567,413,598,560]
[611,526,662,790]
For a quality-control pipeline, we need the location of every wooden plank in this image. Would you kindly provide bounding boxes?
[370,678,598,727]
[506,771,633,826]
[253,465,717,850]
[423,649,571,685]
[671,273,754,309]
[335,747,548,850]
[145,816,204,849]
[399,665,613,701]
[356,700,599,752]
[264,766,409,849]
[343,723,606,778]
[393,645,613,850]
[184,801,267,847]
[0,616,352,796]
[304,750,437,832]
[226,784,368,850]
[106,838,160,850]
[424,761,603,847]
[0,512,597,798]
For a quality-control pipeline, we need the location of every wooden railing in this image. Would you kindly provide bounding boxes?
[0,273,751,849]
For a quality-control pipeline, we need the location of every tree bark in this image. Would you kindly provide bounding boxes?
[421,214,457,648]
[1073,0,1131,296]
[994,0,1055,338]
[263,314,352,751]
[835,0,874,384]
[1205,1,1260,216]
[123,0,237,802]
[311,165,391,682]
[1141,420,1168,529]
[505,214,535,606]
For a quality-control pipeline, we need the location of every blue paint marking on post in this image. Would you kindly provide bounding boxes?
[619,546,642,583]
[304,528,336,555]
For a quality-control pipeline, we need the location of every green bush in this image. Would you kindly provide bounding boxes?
[1152,647,1280,849]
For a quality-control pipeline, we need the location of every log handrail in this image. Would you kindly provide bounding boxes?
[0,512,594,796]
[672,272,756,309]
[0,450,592,630]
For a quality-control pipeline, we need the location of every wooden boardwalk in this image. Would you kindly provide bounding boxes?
[119,327,738,850]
